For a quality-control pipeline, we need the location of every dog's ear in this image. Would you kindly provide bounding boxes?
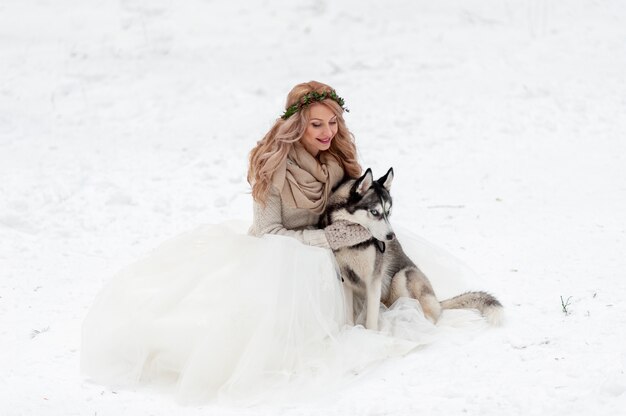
[377,167,394,191]
[354,168,373,196]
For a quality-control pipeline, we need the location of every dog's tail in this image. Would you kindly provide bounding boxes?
[440,291,504,326]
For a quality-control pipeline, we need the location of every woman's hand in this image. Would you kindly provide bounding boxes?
[324,220,372,250]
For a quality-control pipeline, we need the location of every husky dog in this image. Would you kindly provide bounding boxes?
[320,168,503,330]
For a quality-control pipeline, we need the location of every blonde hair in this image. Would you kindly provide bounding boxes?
[247,81,362,204]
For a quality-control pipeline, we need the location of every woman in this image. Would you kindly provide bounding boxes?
[81,81,479,405]
[248,81,371,248]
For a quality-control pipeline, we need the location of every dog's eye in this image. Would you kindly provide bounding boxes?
[370,209,379,216]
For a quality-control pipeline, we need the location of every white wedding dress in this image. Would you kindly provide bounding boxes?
[81,221,487,405]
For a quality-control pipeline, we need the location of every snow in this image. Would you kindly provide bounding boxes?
[1,0,626,414]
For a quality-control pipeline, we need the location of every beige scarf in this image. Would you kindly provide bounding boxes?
[272,142,344,215]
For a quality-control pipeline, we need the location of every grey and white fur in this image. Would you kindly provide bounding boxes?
[319,168,503,330]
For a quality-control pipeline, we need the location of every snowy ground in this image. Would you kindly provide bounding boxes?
[1,0,626,414]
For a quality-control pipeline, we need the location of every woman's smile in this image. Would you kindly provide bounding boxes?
[301,103,338,156]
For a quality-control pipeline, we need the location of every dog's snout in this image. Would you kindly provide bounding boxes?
[386,232,395,241]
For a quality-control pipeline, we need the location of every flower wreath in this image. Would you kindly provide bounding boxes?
[281,90,349,120]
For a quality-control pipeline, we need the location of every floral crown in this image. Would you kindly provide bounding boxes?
[280,90,349,120]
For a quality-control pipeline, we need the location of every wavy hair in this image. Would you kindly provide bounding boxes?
[247,81,362,204]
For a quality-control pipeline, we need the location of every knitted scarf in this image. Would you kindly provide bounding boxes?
[273,142,344,215]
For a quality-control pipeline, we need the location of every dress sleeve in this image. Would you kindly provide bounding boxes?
[251,187,331,249]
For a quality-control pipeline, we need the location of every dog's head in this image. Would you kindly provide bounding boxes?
[327,167,395,242]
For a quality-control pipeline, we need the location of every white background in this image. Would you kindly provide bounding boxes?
[1,0,625,414]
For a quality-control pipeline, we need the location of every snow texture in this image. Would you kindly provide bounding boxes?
[1,0,625,414]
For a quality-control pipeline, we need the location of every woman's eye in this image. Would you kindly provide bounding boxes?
[370,209,379,216]
[312,123,321,128]
[330,121,337,125]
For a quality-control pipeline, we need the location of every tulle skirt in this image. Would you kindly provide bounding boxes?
[81,221,487,404]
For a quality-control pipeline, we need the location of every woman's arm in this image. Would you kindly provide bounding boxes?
[250,187,331,248]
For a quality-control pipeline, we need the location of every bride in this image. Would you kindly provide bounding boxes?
[81,81,493,405]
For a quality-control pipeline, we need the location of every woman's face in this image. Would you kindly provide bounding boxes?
[300,103,338,157]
